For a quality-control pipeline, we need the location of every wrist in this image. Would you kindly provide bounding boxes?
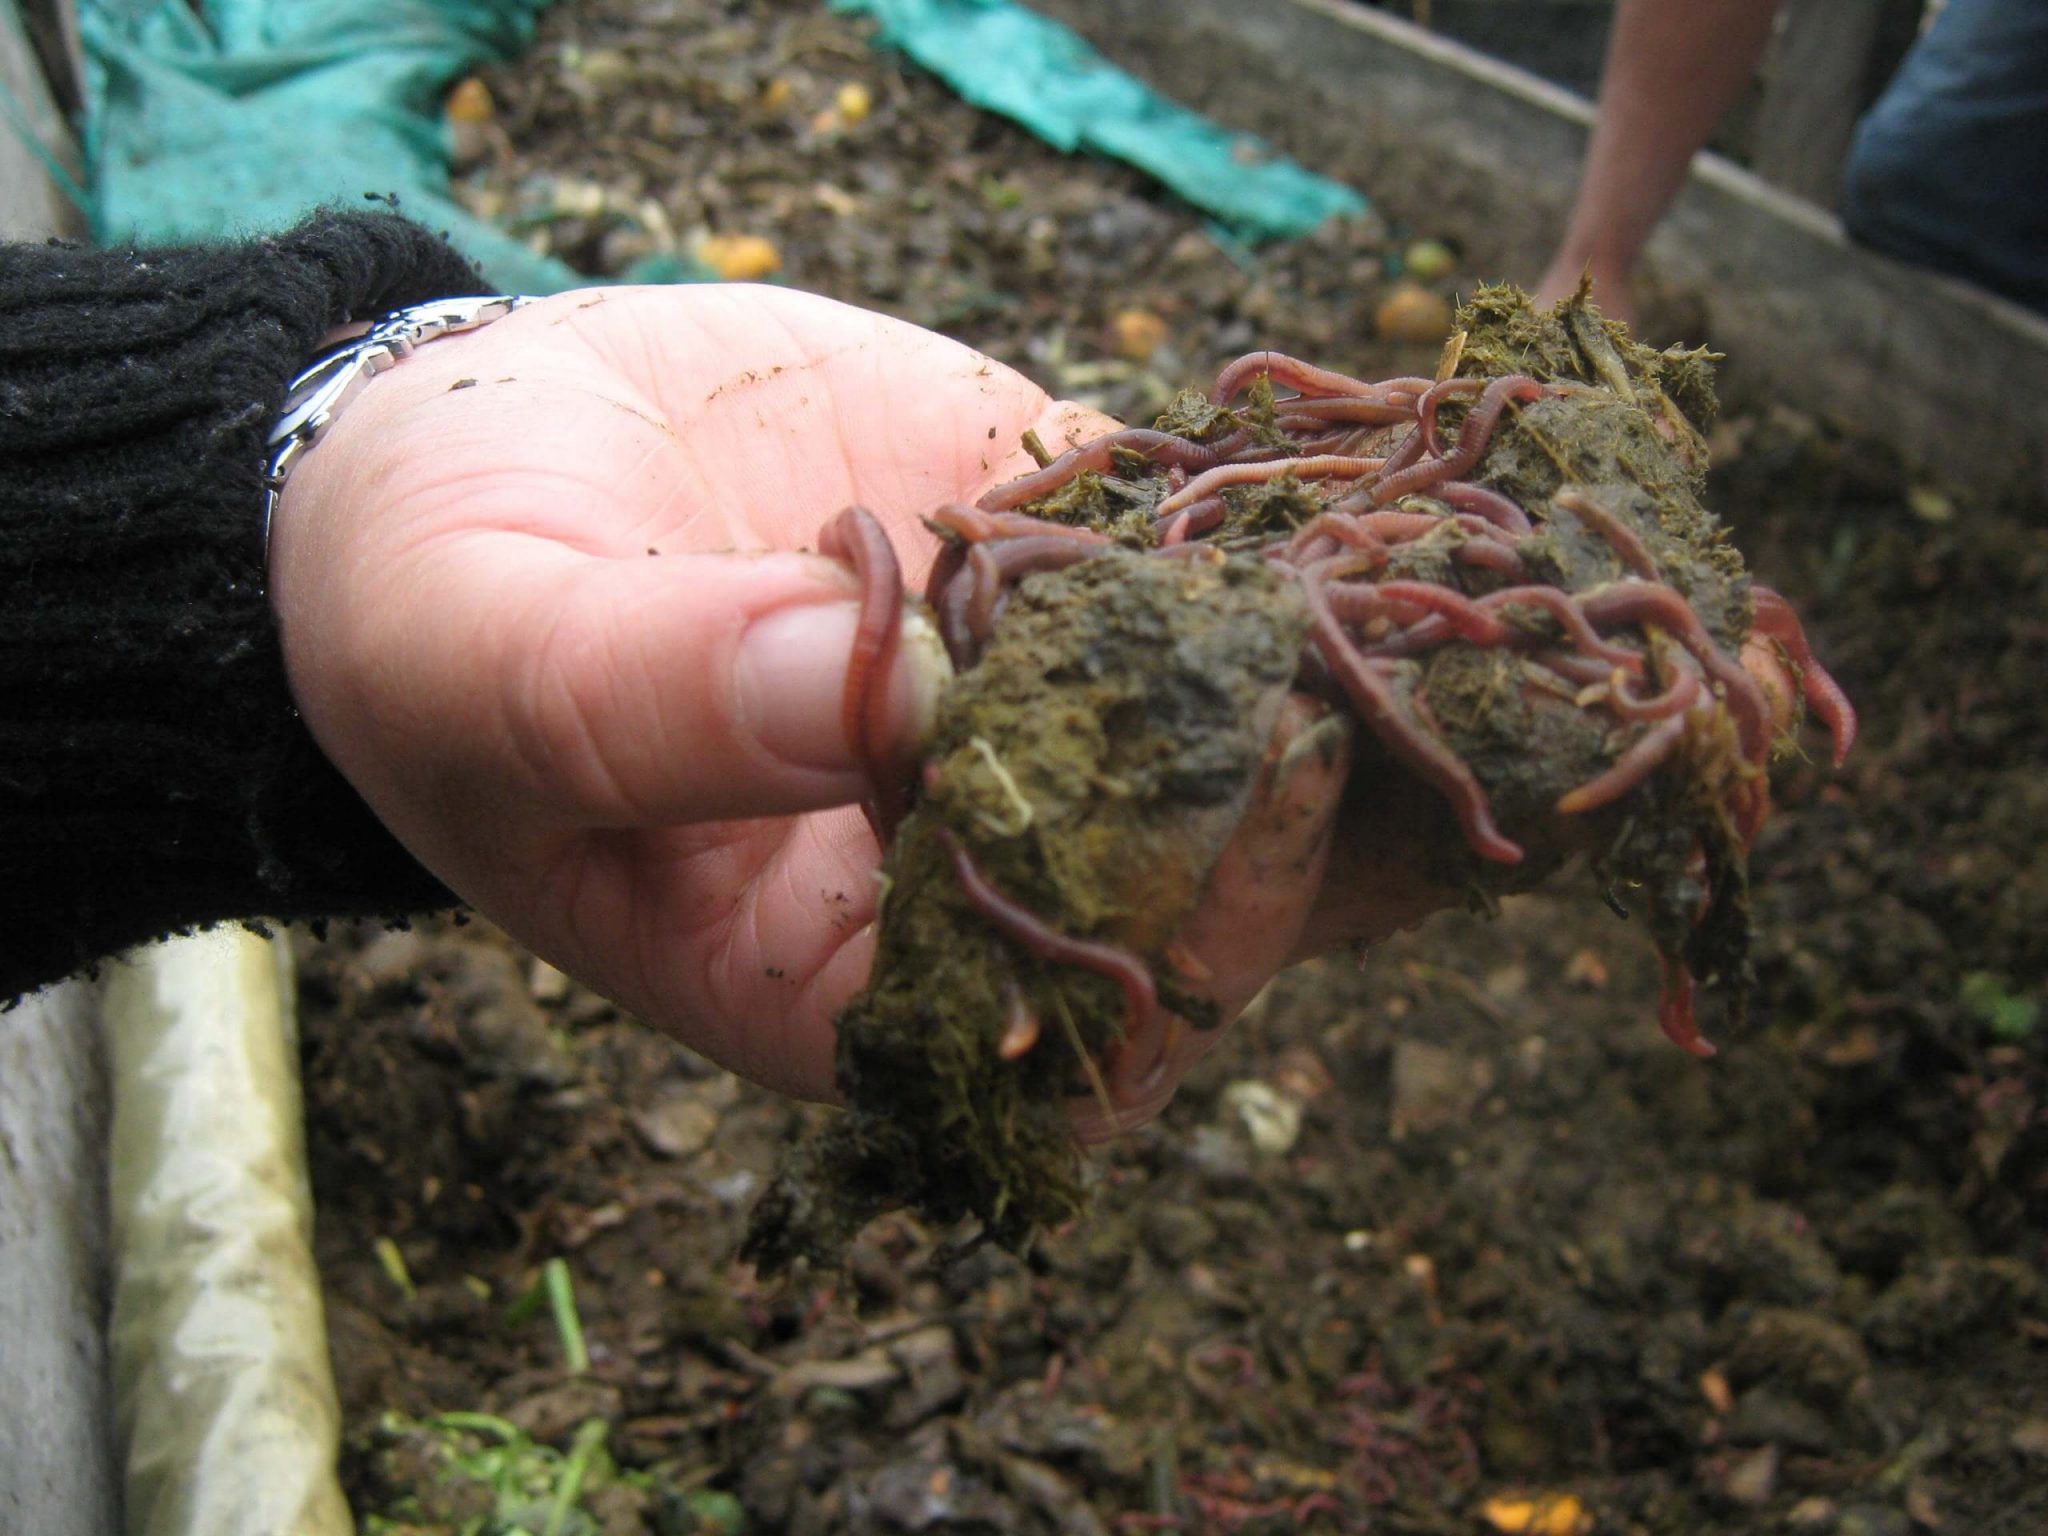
[261,294,535,588]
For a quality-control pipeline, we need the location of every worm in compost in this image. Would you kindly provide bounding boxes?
[1553,486,1660,579]
[938,828,1159,1043]
[1372,375,1547,503]
[977,428,1231,512]
[1208,350,1420,407]
[1751,585,1858,764]
[1153,454,1388,522]
[819,506,911,842]
[902,329,1854,1076]
[1297,568,1524,865]
[1555,713,1693,815]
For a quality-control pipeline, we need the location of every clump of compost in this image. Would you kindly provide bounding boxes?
[744,288,1855,1271]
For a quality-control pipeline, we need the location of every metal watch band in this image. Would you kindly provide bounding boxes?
[260,293,537,566]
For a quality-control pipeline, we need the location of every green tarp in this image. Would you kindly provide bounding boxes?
[78,0,584,291]
[831,0,1367,240]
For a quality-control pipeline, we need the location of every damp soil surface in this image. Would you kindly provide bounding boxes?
[307,2,2047,1531]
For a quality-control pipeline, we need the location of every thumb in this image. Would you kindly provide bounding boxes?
[479,546,951,827]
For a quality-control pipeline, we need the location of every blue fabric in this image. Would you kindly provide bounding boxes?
[1841,0,2048,314]
[830,0,1366,241]
[76,0,588,292]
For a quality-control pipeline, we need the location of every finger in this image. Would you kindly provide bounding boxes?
[402,541,954,829]
[1070,697,1353,1142]
[647,806,883,1103]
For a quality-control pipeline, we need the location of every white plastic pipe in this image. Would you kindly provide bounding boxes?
[102,932,350,1536]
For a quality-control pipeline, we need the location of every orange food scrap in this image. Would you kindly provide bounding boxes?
[1479,1492,1593,1535]
[696,234,783,282]
[1111,307,1169,362]
[836,81,873,124]
[1699,1364,1734,1415]
[1375,281,1454,345]
[1564,949,1609,988]
[445,76,494,124]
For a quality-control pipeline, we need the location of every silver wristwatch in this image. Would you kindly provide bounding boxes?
[261,293,537,559]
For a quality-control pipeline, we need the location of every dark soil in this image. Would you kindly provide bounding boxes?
[305,2,2048,1532]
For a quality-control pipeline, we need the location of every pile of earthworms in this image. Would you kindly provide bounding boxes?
[816,350,1857,1064]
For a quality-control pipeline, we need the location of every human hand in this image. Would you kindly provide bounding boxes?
[269,285,1361,1110]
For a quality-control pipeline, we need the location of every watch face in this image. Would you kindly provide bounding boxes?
[271,348,364,444]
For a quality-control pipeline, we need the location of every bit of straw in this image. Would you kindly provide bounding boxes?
[374,1235,416,1301]
[544,1257,590,1376]
[969,735,1035,837]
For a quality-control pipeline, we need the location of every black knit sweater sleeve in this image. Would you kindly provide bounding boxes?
[0,210,490,999]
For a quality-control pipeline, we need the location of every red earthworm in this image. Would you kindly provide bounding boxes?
[1330,579,1516,646]
[1415,376,1486,455]
[1110,1009,1186,1102]
[939,828,1158,1036]
[1364,586,1647,677]
[1282,512,1402,565]
[1159,499,1233,545]
[1610,661,1704,721]
[1527,648,1613,690]
[1283,535,1339,563]
[1297,570,1522,864]
[1154,454,1387,520]
[928,502,1114,546]
[1371,375,1545,504]
[1431,480,1533,536]
[1285,510,1432,560]
[1480,587,1647,670]
[1734,773,1772,852]
[924,536,967,610]
[963,537,1104,639]
[1443,511,1535,553]
[1553,486,1659,578]
[1751,585,1858,765]
[1657,957,1715,1058]
[1215,424,1380,466]
[1267,425,1384,461]
[936,562,980,670]
[1453,536,1528,576]
[1300,550,1393,591]
[1208,351,1413,407]
[1577,581,1770,764]
[1555,712,1691,815]
[1204,427,1287,463]
[1182,498,1232,541]
[818,506,911,842]
[1268,393,1422,428]
[979,429,1230,512]
[1537,648,1701,720]
[1329,428,1429,514]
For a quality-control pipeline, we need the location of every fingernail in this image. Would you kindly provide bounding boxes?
[735,600,952,772]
